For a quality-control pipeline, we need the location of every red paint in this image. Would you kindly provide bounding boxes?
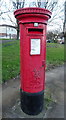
[14,8,51,93]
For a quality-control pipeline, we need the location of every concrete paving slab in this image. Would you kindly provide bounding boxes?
[2,77,20,111]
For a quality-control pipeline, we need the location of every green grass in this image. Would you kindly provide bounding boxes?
[44,88,54,109]
[46,43,64,70]
[2,40,20,82]
[2,42,64,83]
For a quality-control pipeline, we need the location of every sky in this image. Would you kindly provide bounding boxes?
[0,0,65,32]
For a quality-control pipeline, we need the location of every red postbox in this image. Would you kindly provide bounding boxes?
[14,7,51,115]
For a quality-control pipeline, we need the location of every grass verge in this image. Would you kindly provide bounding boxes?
[46,43,64,70]
[2,40,20,82]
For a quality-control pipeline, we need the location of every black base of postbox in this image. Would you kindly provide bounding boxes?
[20,89,44,115]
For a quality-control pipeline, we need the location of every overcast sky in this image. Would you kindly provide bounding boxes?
[0,0,65,32]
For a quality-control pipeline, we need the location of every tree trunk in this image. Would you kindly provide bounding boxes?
[64,2,66,42]
[16,19,19,40]
[17,28,19,40]
[64,32,66,42]
[16,0,25,40]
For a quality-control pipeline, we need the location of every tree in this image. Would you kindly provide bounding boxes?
[47,31,59,43]
[12,0,25,39]
[0,0,64,39]
[63,1,66,42]
[0,0,25,39]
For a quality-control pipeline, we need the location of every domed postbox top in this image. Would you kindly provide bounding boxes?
[14,7,52,24]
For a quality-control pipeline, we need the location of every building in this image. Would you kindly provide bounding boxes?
[0,24,17,39]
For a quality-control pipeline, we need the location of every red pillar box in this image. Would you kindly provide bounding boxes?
[14,7,51,115]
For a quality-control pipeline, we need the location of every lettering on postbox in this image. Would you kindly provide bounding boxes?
[30,39,40,55]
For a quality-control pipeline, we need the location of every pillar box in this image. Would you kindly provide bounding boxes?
[14,7,51,115]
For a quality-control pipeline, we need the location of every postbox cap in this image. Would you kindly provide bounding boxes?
[14,7,52,24]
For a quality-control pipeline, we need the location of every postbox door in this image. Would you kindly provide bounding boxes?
[20,24,46,93]
[29,36,45,93]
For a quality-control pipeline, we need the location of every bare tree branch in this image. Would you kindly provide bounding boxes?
[7,14,16,25]
[0,0,64,38]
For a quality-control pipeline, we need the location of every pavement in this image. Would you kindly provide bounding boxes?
[44,65,64,118]
[1,65,64,118]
